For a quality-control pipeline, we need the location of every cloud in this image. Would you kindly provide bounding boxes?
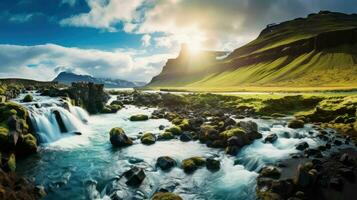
[0,44,174,82]
[59,0,357,51]
[141,34,151,47]
[60,0,144,31]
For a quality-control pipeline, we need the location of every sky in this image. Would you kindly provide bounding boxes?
[0,0,357,82]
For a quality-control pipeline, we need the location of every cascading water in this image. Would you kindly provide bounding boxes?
[13,93,356,200]
[12,92,89,143]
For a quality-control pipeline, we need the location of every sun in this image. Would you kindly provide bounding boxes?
[187,41,202,55]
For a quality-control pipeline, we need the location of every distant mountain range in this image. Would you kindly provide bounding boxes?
[53,72,146,88]
[148,11,357,89]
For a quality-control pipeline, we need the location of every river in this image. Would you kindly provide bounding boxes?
[12,91,353,200]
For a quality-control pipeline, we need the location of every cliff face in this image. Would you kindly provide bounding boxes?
[148,11,357,88]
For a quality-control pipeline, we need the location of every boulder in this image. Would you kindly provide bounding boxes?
[156,156,176,170]
[22,94,33,102]
[294,162,316,187]
[225,145,240,156]
[288,119,304,129]
[109,127,133,147]
[180,131,192,142]
[141,133,156,145]
[130,114,149,121]
[259,166,281,179]
[199,125,219,142]
[158,132,174,140]
[152,192,183,200]
[295,141,309,151]
[123,166,146,187]
[182,157,206,173]
[264,133,278,143]
[165,126,182,135]
[206,158,220,171]
[16,134,38,156]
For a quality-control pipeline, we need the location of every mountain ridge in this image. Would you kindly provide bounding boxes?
[148,11,357,89]
[53,72,146,88]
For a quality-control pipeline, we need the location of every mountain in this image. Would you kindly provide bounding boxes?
[53,72,146,88]
[148,11,357,90]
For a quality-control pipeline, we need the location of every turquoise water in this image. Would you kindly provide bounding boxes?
[14,94,348,200]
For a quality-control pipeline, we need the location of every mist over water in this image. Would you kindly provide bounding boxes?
[13,93,351,200]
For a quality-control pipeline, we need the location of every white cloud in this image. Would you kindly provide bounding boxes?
[60,0,144,31]
[141,34,151,47]
[0,44,174,82]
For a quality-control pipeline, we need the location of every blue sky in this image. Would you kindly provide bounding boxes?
[0,0,357,82]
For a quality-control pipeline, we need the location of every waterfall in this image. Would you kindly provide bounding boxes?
[14,93,89,143]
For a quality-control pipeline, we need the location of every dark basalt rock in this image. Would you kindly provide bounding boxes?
[109,127,133,147]
[123,166,146,187]
[53,110,68,133]
[288,119,305,129]
[264,133,278,143]
[295,141,309,151]
[180,131,192,142]
[206,158,220,171]
[156,156,176,171]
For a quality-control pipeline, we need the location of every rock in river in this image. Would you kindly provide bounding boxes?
[129,114,149,121]
[140,132,156,145]
[109,127,133,147]
[156,156,176,171]
[123,166,146,187]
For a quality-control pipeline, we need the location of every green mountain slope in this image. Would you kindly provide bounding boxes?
[148,11,357,90]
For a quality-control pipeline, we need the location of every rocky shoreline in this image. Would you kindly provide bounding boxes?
[105,91,357,199]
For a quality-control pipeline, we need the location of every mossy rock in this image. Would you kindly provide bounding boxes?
[141,132,156,145]
[165,126,182,135]
[178,119,190,131]
[220,128,246,139]
[17,134,37,155]
[0,124,9,149]
[182,157,206,173]
[109,127,133,147]
[159,132,174,140]
[7,153,16,172]
[171,118,183,125]
[130,114,149,121]
[152,192,183,200]
[288,119,305,129]
[23,94,33,102]
[1,102,28,119]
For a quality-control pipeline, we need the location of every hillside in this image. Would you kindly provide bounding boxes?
[53,72,146,88]
[147,11,357,91]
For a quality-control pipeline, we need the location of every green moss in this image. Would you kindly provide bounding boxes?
[20,134,38,154]
[152,192,183,200]
[159,132,174,140]
[141,132,156,145]
[178,119,190,130]
[182,157,206,173]
[129,114,149,121]
[220,128,246,139]
[0,124,9,145]
[165,126,182,135]
[23,94,33,102]
[7,153,16,172]
[109,127,125,137]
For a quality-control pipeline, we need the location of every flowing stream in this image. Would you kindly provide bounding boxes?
[13,92,354,200]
